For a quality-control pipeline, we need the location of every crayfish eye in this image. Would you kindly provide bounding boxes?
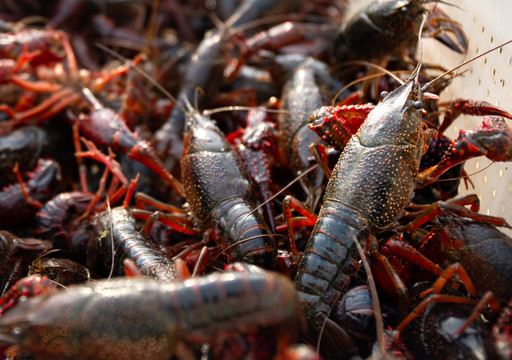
[12,326,23,337]
[380,91,389,100]
[414,100,422,109]
[10,322,29,341]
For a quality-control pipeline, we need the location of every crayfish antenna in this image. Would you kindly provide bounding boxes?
[105,196,115,281]
[182,95,196,117]
[94,42,188,116]
[421,39,512,94]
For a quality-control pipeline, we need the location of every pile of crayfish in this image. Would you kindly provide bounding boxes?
[0,0,511,359]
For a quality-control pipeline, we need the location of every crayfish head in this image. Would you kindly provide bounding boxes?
[0,296,63,357]
[183,112,232,155]
[359,78,425,152]
[0,285,102,359]
[0,319,28,346]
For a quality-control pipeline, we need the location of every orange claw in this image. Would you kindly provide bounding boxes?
[75,137,128,185]
[13,162,43,209]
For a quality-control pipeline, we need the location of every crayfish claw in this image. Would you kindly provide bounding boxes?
[426,8,468,54]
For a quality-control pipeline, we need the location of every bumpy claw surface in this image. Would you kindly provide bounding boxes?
[439,99,512,134]
[308,104,374,151]
[421,116,512,186]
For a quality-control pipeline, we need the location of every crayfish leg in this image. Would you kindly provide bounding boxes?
[395,293,477,334]
[402,196,511,232]
[135,192,186,215]
[370,250,409,318]
[379,235,443,277]
[75,137,128,185]
[282,195,318,256]
[422,262,476,297]
[309,143,333,179]
[451,291,499,337]
[131,209,199,236]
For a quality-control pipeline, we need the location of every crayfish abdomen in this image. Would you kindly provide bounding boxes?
[295,201,370,331]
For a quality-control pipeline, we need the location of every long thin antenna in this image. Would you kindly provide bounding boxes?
[95,42,188,115]
[106,195,115,281]
[249,164,320,215]
[423,39,512,92]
